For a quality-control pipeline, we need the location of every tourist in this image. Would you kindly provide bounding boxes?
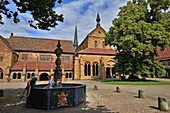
[44,75,55,89]
[20,77,37,99]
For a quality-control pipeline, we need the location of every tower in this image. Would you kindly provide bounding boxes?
[73,25,78,50]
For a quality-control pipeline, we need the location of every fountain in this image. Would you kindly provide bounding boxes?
[26,40,86,110]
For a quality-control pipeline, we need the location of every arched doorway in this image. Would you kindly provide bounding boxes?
[106,67,111,78]
[0,68,3,79]
[39,73,49,81]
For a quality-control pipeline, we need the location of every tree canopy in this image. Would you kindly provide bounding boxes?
[0,0,63,30]
[105,0,170,77]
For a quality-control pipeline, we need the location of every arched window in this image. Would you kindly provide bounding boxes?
[92,62,98,76]
[84,64,87,76]
[94,41,97,48]
[0,72,3,79]
[84,62,91,76]
[27,73,31,79]
[66,73,68,78]
[96,64,98,76]
[0,68,3,79]
[69,73,72,78]
[13,73,17,79]
[32,73,35,78]
[18,73,21,79]
[102,41,105,48]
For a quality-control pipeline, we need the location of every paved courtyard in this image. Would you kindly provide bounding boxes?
[0,78,170,113]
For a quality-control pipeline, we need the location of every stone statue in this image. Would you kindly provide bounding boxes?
[54,40,63,87]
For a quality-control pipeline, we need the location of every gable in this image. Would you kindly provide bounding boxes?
[0,36,13,52]
[87,25,106,37]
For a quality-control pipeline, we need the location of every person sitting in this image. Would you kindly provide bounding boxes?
[20,77,37,99]
[44,75,55,89]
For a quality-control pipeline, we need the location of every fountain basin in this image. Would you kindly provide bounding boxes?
[26,83,86,110]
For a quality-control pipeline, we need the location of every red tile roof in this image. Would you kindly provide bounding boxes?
[0,35,14,52]
[38,61,53,71]
[26,61,36,70]
[11,61,25,70]
[7,36,74,53]
[78,48,118,55]
[11,61,73,71]
[62,62,73,70]
[155,47,170,60]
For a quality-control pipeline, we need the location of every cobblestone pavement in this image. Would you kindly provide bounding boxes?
[0,78,170,113]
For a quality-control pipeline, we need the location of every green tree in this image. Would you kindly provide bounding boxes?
[106,0,170,78]
[0,0,63,30]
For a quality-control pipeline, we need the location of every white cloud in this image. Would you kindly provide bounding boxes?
[0,0,128,44]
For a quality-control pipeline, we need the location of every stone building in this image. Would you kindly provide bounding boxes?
[73,14,117,79]
[0,14,170,82]
[0,34,74,82]
[155,47,170,78]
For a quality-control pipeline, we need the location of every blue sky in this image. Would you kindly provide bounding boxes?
[0,0,128,44]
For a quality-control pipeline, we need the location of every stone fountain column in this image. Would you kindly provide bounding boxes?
[54,40,63,87]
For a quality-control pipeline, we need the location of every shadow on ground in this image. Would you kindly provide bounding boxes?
[0,100,119,113]
[0,88,119,113]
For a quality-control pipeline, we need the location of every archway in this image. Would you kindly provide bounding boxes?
[106,67,111,78]
[39,73,49,81]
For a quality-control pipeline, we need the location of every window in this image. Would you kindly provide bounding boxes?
[0,72,3,79]
[61,56,70,62]
[22,54,28,60]
[40,55,52,61]
[94,41,97,48]
[13,73,17,79]
[18,73,21,79]
[65,56,70,61]
[102,41,105,48]
[65,73,72,78]
[27,73,31,79]
[69,73,72,78]
[93,62,98,76]
[0,57,3,61]
[84,62,91,76]
[0,68,3,79]
[66,73,69,78]
[32,73,35,77]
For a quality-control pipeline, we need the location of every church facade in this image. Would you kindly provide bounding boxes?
[0,14,170,82]
[73,14,117,79]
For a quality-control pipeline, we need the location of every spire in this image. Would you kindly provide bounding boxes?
[73,24,78,50]
[96,13,100,25]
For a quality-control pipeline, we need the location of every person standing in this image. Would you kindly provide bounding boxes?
[20,77,37,99]
[44,75,55,89]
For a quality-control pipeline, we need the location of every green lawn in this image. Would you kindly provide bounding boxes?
[102,80,170,85]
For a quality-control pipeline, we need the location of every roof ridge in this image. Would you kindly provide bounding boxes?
[11,36,72,42]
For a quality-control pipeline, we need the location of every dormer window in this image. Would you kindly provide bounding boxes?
[22,54,28,60]
[94,41,97,48]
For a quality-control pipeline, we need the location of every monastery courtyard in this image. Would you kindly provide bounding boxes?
[0,78,170,113]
